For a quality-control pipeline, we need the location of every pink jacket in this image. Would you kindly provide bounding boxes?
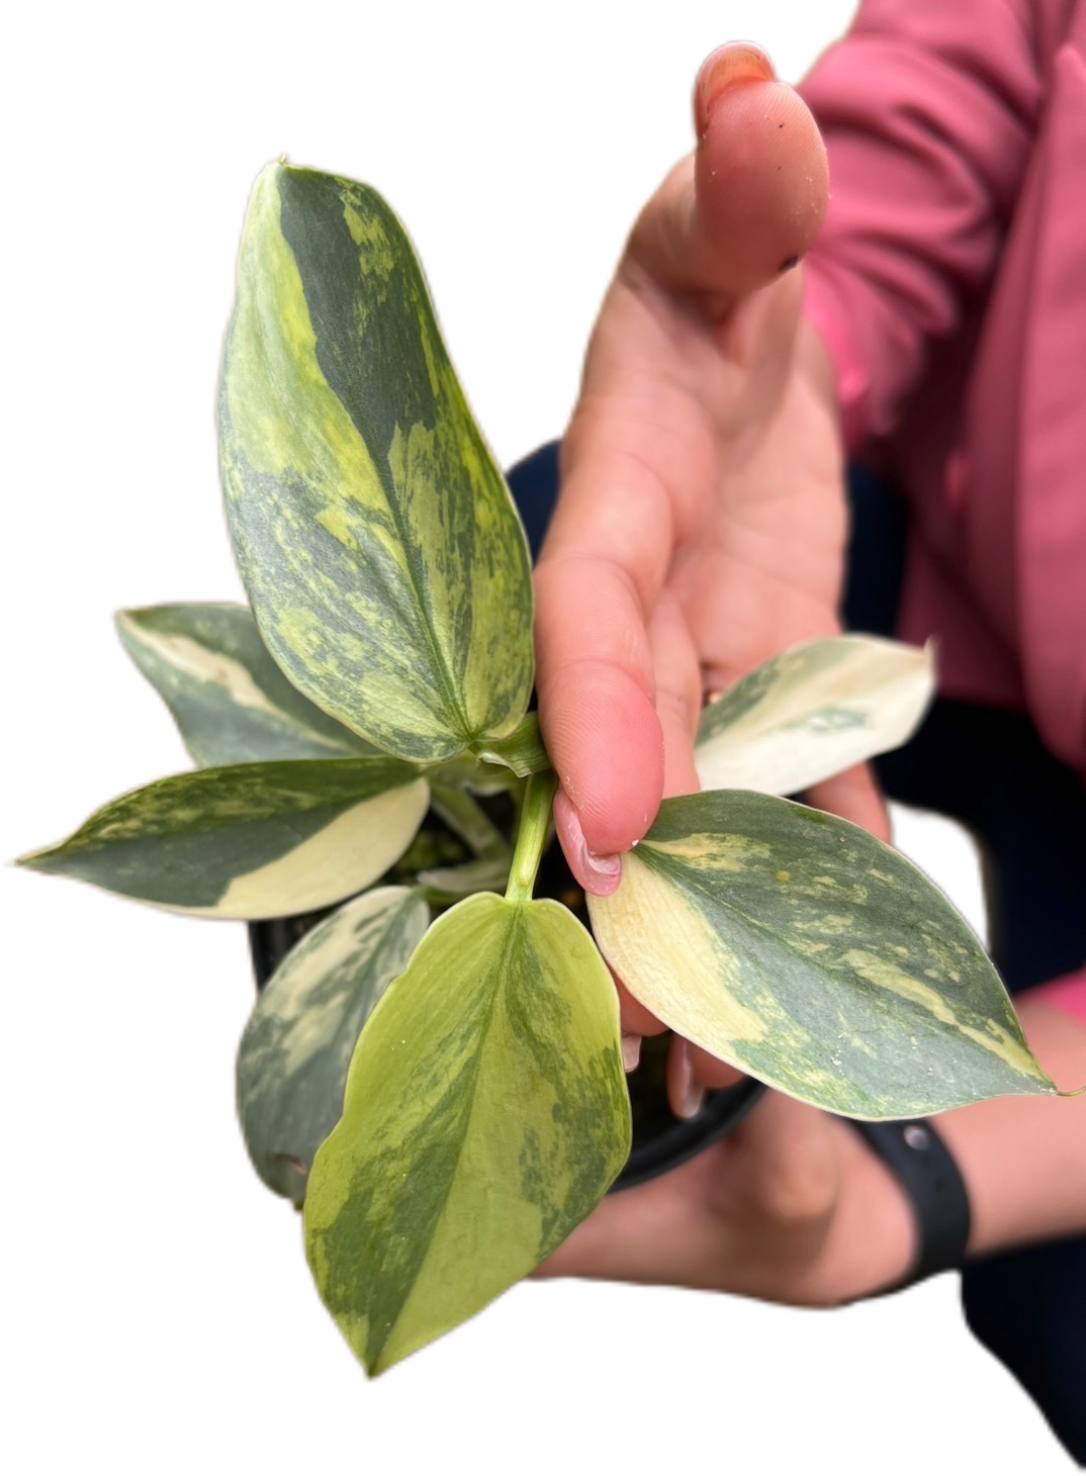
[799,0,1086,1026]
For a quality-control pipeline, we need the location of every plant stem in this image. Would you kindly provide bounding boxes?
[505,770,558,903]
[424,755,523,795]
[429,783,511,861]
[472,713,551,777]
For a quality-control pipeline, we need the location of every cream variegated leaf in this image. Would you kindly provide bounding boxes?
[304,893,630,1375]
[695,636,935,796]
[238,886,429,1205]
[219,162,534,764]
[588,791,1054,1118]
[116,603,378,767]
[19,758,428,919]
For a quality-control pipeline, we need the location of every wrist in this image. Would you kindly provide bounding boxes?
[805,1117,916,1305]
[807,993,1086,1299]
[932,997,1086,1258]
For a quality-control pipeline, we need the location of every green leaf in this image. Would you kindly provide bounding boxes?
[304,893,630,1374]
[19,758,428,919]
[219,161,534,764]
[116,603,378,767]
[238,886,429,1206]
[588,791,1054,1118]
[696,636,935,796]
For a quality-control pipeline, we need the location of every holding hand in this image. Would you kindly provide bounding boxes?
[536,45,889,1100]
[538,1085,916,1305]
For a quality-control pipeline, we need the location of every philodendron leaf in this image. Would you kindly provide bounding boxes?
[219,161,534,764]
[116,603,378,767]
[696,635,935,796]
[238,886,429,1205]
[588,791,1054,1118]
[416,856,510,900]
[304,893,630,1375]
[428,782,510,862]
[20,758,428,919]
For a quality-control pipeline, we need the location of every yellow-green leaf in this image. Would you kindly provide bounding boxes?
[304,893,630,1374]
[19,758,428,918]
[588,791,1054,1118]
[696,636,935,796]
[219,162,534,764]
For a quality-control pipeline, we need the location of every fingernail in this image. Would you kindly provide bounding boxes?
[621,1033,642,1073]
[669,1038,706,1120]
[680,1081,706,1120]
[695,43,776,134]
[554,790,622,898]
[584,846,622,890]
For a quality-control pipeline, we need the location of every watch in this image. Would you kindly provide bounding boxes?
[849,1116,972,1287]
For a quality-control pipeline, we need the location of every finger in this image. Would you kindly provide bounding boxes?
[615,973,667,1037]
[609,595,701,1056]
[688,1042,745,1091]
[670,1034,752,1112]
[628,44,829,303]
[537,535,704,898]
[806,762,892,843]
[537,45,830,868]
[534,460,668,864]
[647,589,703,799]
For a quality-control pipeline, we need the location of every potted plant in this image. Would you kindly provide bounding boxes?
[18,160,1064,1378]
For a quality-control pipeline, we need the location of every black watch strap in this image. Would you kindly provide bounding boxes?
[849,1117,971,1288]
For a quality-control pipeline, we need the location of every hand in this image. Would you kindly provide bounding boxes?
[537,1088,917,1306]
[534,43,890,1078]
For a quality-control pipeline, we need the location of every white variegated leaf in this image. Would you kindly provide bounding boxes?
[696,635,935,796]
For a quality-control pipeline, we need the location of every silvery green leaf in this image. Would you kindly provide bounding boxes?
[588,790,1053,1118]
[116,603,377,766]
[416,856,510,899]
[20,758,428,919]
[238,886,429,1205]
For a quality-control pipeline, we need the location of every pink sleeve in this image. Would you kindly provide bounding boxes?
[1030,971,1086,1030]
[798,0,1045,451]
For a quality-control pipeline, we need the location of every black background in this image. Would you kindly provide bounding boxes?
[6,17,1080,1470]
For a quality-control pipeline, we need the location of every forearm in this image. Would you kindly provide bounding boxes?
[934,990,1086,1258]
[813,983,1086,1306]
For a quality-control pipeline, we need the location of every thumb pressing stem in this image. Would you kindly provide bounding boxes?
[554,790,623,898]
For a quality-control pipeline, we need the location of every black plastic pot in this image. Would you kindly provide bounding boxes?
[247,836,764,1192]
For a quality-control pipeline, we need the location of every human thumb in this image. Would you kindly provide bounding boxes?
[631,43,829,305]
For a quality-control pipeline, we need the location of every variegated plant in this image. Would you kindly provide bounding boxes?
[19,162,1066,1377]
